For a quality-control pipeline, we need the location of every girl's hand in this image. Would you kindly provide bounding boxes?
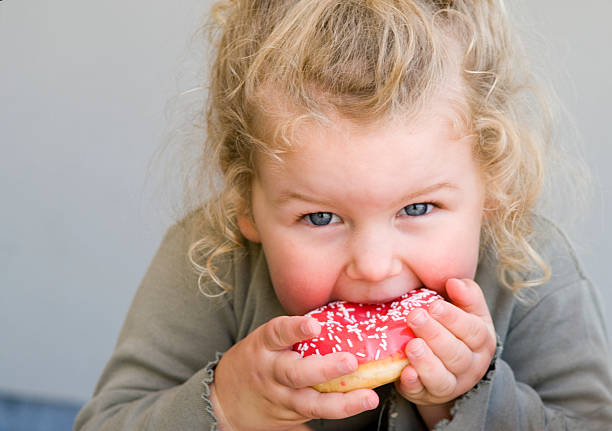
[395,278,496,427]
[212,315,379,431]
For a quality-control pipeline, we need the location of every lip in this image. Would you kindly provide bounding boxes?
[336,286,425,306]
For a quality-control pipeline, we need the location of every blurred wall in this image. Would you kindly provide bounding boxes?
[1,1,610,404]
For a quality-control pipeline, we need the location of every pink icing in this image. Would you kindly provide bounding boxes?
[292,288,443,364]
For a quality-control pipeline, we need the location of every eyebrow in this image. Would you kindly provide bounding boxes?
[274,181,458,206]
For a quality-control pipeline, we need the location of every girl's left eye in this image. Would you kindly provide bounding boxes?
[399,203,434,217]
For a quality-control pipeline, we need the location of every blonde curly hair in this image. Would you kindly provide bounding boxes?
[188,0,558,295]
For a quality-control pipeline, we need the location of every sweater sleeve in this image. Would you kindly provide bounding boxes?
[434,279,612,431]
[74,222,237,431]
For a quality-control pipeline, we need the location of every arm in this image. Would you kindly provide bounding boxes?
[430,279,612,430]
[472,279,611,430]
[393,218,612,430]
[74,223,237,430]
[74,223,379,430]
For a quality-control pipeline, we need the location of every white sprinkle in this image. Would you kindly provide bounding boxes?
[347,339,353,348]
[332,347,337,353]
[328,333,333,341]
[375,349,381,360]
[310,343,316,348]
[356,332,364,342]
[334,335,342,344]
[356,352,366,358]
[335,344,342,351]
[368,334,379,339]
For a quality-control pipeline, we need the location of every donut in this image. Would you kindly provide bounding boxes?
[292,288,443,392]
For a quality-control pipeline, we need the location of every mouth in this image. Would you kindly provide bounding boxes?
[340,286,426,306]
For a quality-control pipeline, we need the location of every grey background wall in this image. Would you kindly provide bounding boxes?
[1,1,610,405]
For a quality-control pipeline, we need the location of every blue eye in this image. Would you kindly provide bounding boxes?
[304,212,337,226]
[400,203,434,217]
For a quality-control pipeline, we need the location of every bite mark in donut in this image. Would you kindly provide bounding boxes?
[292,288,443,392]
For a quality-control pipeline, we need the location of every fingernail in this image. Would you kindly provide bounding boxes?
[428,300,444,317]
[453,278,467,288]
[403,368,418,384]
[337,358,354,374]
[302,319,319,335]
[408,309,427,327]
[362,395,377,410]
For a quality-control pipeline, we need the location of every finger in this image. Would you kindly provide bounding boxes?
[275,352,358,388]
[445,278,492,321]
[395,365,425,397]
[404,338,457,399]
[262,316,321,351]
[407,307,473,374]
[292,388,379,419]
[427,299,495,351]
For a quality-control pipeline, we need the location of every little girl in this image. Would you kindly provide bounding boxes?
[75,1,612,430]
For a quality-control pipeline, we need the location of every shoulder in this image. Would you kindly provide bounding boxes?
[530,216,588,285]
[143,210,235,302]
[507,216,604,333]
[162,210,272,310]
[477,216,601,337]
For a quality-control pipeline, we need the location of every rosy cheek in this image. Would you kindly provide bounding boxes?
[417,254,478,295]
[270,263,336,315]
[274,282,331,315]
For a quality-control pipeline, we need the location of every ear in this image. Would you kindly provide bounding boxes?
[237,214,261,243]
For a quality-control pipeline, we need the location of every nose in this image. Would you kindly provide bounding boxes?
[345,228,402,282]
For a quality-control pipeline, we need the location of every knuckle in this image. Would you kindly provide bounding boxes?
[251,367,267,388]
[299,401,319,419]
[446,348,471,374]
[425,325,444,344]
[321,363,338,382]
[283,365,302,387]
[467,319,486,346]
[434,378,456,398]
[342,399,359,417]
[485,340,496,358]
[441,305,459,326]
[266,316,289,346]
[487,329,497,352]
[405,384,425,397]
[401,384,426,399]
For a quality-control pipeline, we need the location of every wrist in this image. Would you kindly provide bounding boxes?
[210,383,233,431]
[416,401,454,430]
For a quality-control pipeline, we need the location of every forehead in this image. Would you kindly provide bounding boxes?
[252,93,471,164]
[253,106,477,211]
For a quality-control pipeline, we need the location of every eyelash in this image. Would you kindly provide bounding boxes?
[299,202,439,226]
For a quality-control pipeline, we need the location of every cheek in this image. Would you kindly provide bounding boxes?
[418,254,478,294]
[265,241,339,315]
[413,230,481,295]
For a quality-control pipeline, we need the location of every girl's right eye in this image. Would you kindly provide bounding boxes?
[303,212,340,226]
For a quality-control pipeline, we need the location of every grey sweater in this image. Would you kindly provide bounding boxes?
[74,219,612,430]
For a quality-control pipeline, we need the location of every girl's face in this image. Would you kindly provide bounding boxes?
[238,107,486,315]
